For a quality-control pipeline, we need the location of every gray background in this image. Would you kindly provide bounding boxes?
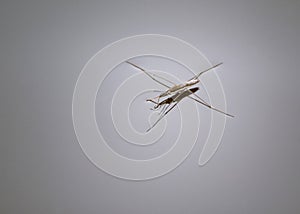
[1,0,299,213]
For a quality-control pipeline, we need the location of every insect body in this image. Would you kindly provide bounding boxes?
[126,61,233,132]
[155,79,199,101]
[147,87,199,109]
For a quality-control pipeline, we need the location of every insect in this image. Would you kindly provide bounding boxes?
[126,61,234,132]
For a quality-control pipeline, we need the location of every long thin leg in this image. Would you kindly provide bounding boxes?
[149,89,164,93]
[159,103,169,115]
[152,73,177,85]
[190,62,223,80]
[146,102,178,132]
[185,88,208,105]
[188,96,234,118]
[146,98,161,111]
[146,99,158,105]
[126,61,171,88]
